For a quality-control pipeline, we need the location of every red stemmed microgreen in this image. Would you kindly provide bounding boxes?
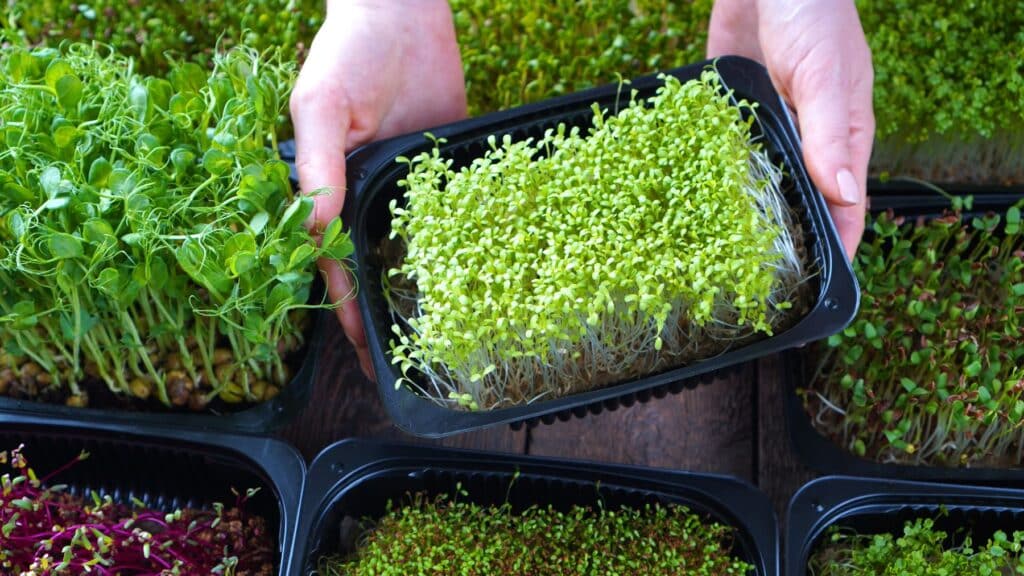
[0,445,274,575]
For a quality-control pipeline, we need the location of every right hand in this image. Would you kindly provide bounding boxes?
[290,0,468,379]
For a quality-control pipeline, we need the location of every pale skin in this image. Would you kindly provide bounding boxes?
[292,0,874,379]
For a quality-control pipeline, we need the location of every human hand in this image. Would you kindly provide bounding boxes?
[707,0,874,260]
[290,0,467,379]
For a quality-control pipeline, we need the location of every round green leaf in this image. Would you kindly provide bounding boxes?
[202,148,233,176]
[49,233,84,259]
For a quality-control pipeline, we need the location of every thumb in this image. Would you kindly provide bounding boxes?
[788,66,862,210]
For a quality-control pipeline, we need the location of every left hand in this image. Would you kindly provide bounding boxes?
[707,0,875,260]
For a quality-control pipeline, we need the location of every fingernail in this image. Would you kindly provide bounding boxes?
[836,169,860,206]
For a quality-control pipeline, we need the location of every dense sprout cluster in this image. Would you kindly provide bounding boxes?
[317,494,753,576]
[0,42,351,410]
[0,446,274,575]
[805,200,1024,467]
[858,0,1024,182]
[7,0,323,76]
[810,518,1024,576]
[450,0,713,115]
[389,70,804,410]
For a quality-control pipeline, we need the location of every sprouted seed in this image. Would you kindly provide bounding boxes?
[809,516,1024,576]
[805,198,1024,467]
[316,492,752,576]
[387,68,809,411]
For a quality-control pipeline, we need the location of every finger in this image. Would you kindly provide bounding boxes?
[848,71,876,209]
[290,31,352,233]
[321,257,376,379]
[789,64,862,210]
[830,202,866,262]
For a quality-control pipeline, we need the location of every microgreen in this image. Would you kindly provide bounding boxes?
[0,444,274,574]
[804,198,1024,467]
[0,40,352,409]
[450,0,713,115]
[6,0,324,76]
[388,69,807,410]
[316,492,753,576]
[859,1,1024,182]
[809,517,1024,576]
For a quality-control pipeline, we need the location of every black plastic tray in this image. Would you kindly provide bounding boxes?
[338,55,858,437]
[786,476,1024,576]
[0,414,306,574]
[786,184,1024,481]
[291,439,778,576]
[0,287,326,435]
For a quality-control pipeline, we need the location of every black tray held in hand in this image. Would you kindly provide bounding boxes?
[339,55,859,437]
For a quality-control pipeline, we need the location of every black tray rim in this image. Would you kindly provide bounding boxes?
[292,438,779,576]
[341,54,859,438]
[0,413,307,575]
[785,185,1024,481]
[785,475,1024,576]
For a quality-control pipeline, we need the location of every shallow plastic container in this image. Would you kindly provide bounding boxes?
[787,476,1024,576]
[785,184,1024,481]
[340,55,859,437]
[0,287,326,435]
[0,414,306,574]
[291,438,778,576]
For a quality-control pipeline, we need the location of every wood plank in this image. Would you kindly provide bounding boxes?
[278,326,527,460]
[525,364,756,481]
[756,354,818,519]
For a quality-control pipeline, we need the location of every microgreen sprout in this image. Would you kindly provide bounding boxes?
[450,0,713,115]
[0,40,352,410]
[0,444,274,575]
[388,69,807,410]
[316,491,753,576]
[809,517,1024,576]
[6,0,324,77]
[804,198,1024,467]
[859,1,1024,183]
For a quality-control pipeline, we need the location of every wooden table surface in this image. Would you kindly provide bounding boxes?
[279,325,819,520]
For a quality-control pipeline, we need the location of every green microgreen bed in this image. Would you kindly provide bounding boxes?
[0,39,351,410]
[858,0,1024,184]
[387,69,807,410]
[316,493,753,576]
[809,517,1024,576]
[804,197,1024,467]
[6,0,323,75]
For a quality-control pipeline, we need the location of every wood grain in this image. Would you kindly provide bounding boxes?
[525,364,757,481]
[756,354,818,520]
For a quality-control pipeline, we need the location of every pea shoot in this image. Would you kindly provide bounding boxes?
[0,40,352,410]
